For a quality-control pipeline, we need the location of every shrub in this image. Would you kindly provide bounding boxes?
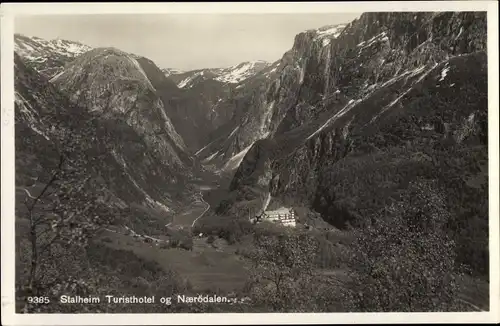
[194,215,254,243]
[245,230,324,311]
[179,237,193,251]
[159,242,170,250]
[340,207,463,312]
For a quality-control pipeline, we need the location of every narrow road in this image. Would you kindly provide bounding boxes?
[168,191,210,228]
[191,192,210,228]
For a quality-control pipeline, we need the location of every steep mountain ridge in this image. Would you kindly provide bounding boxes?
[195,24,348,171]
[50,47,191,171]
[14,52,195,234]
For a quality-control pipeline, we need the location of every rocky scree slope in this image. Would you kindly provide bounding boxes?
[218,12,488,276]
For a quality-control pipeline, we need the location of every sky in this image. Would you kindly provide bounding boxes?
[15,13,362,71]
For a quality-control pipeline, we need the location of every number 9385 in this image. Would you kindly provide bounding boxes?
[27,296,50,304]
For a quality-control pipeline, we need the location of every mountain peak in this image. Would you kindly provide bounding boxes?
[162,67,186,76]
[170,60,272,89]
[14,33,92,78]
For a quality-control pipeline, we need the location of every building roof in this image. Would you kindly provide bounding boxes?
[264,207,293,216]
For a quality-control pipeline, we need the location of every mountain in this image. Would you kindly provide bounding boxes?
[195,24,347,172]
[13,33,222,152]
[15,43,202,235]
[156,60,273,150]
[192,59,281,169]
[13,11,490,313]
[51,47,191,168]
[167,60,272,89]
[12,33,275,153]
[14,33,92,79]
[161,67,185,77]
[215,12,488,276]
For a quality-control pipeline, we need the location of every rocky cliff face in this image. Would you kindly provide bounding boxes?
[202,13,487,173]
[220,12,488,274]
[51,47,191,170]
[195,24,348,172]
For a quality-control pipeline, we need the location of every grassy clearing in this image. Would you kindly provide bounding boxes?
[97,229,250,293]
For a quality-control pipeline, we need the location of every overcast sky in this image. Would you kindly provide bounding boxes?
[15,13,361,70]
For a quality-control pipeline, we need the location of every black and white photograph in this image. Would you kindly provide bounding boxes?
[1,1,499,324]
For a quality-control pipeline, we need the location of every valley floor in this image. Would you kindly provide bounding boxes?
[15,177,489,312]
[98,229,251,293]
[95,184,250,294]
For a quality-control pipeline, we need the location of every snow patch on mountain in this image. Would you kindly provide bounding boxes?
[175,60,271,88]
[215,61,270,84]
[156,100,188,151]
[15,91,50,141]
[307,99,361,140]
[307,62,440,141]
[222,142,255,172]
[259,100,275,138]
[162,68,185,77]
[439,63,450,81]
[195,140,215,156]
[202,151,220,163]
[16,36,90,58]
[357,32,389,50]
[15,34,91,62]
[314,24,346,39]
[126,54,157,91]
[228,126,240,139]
[48,70,65,83]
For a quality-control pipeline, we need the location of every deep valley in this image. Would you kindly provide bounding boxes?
[13,11,490,313]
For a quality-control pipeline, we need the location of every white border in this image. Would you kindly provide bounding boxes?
[1,1,499,325]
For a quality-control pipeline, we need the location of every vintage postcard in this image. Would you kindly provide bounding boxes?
[1,1,499,325]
